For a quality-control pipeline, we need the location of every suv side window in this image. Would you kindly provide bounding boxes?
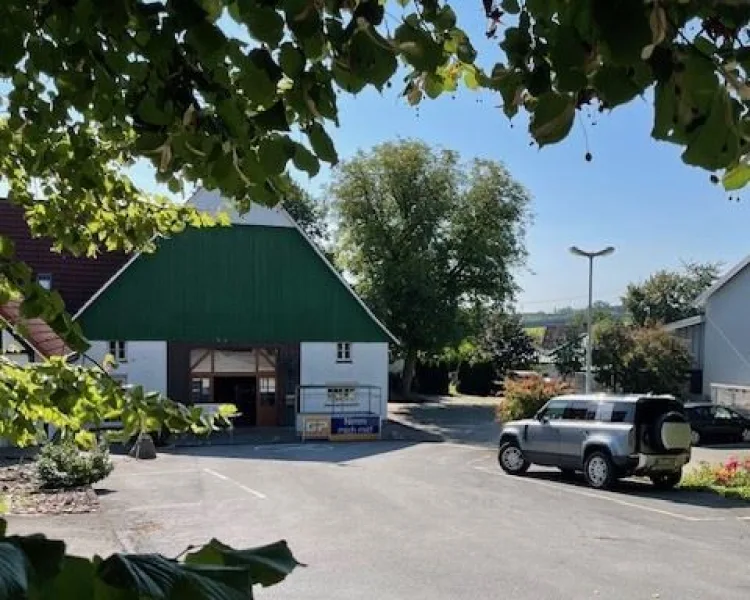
[541,400,566,420]
[713,406,734,420]
[595,401,635,423]
[562,400,592,421]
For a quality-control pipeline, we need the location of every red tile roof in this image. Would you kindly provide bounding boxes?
[0,301,72,358]
[0,201,129,314]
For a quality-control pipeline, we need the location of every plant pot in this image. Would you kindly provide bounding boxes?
[129,433,157,460]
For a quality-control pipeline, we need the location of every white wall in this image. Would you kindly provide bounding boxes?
[82,341,168,395]
[703,266,750,396]
[299,342,389,419]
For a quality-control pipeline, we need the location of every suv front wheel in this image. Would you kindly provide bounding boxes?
[584,450,616,490]
[498,441,530,475]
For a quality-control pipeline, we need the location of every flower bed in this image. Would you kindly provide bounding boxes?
[680,456,750,500]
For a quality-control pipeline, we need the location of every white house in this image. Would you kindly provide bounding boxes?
[666,255,750,407]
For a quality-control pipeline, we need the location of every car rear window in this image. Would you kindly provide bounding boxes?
[635,397,684,424]
[595,401,635,423]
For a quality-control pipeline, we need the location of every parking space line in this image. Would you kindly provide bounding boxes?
[472,465,725,522]
[203,468,267,499]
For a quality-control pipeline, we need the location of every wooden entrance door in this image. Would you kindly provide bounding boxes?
[257,375,277,427]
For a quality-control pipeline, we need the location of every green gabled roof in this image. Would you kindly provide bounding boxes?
[75,224,394,344]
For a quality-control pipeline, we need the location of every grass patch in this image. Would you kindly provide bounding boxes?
[680,459,750,501]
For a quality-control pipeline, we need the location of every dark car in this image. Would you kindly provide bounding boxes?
[684,403,750,446]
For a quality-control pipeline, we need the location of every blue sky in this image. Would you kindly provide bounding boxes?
[132,5,750,313]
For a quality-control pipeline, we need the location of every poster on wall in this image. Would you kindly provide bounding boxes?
[329,415,380,441]
[302,415,331,440]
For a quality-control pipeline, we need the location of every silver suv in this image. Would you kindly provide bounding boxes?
[498,394,692,490]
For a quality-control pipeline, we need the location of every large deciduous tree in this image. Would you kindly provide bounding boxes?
[623,262,721,326]
[331,140,530,394]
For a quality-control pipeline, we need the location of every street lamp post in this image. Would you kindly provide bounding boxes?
[569,245,615,393]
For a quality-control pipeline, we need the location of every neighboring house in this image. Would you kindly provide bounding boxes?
[0,301,72,364]
[2,193,395,431]
[665,255,750,403]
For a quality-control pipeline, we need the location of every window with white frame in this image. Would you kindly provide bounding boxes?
[36,274,53,290]
[336,342,352,363]
[108,340,127,362]
[326,387,357,406]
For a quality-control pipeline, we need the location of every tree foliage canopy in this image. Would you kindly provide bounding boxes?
[479,0,750,191]
[623,261,721,326]
[592,320,691,395]
[331,140,530,391]
[479,311,538,376]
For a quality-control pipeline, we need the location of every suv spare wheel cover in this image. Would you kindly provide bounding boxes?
[656,411,691,451]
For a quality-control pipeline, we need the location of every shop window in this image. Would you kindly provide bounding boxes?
[336,342,351,363]
[190,378,211,403]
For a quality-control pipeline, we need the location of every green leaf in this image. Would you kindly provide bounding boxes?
[258,136,293,176]
[306,123,338,164]
[395,20,444,72]
[185,539,303,588]
[137,96,173,127]
[253,101,290,132]
[723,163,750,191]
[0,235,15,259]
[346,27,398,90]
[424,72,444,98]
[38,556,96,600]
[279,43,305,78]
[434,6,457,30]
[7,535,65,582]
[682,88,740,171]
[238,2,284,47]
[0,541,29,599]
[593,65,642,107]
[186,22,227,59]
[502,0,520,14]
[530,92,576,147]
[98,553,254,600]
[292,143,320,177]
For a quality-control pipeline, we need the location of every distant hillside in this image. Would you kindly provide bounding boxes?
[521,305,625,328]
[522,305,625,350]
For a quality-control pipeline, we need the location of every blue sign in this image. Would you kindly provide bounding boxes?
[330,415,380,439]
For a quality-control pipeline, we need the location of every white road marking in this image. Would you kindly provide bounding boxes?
[203,468,267,499]
[472,465,725,522]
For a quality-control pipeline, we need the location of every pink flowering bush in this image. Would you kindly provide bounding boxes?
[681,456,750,500]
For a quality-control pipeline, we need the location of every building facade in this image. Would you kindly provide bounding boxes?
[73,190,395,428]
[2,193,395,430]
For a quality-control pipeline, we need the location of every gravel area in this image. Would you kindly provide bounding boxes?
[0,459,99,515]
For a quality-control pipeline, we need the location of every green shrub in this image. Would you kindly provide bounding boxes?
[497,377,571,422]
[36,442,114,489]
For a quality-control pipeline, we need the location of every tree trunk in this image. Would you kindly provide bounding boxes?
[401,348,418,398]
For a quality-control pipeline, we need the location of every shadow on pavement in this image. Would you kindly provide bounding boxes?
[525,469,749,510]
[389,400,500,446]
[161,440,425,464]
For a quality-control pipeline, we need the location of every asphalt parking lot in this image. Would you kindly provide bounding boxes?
[9,440,750,600]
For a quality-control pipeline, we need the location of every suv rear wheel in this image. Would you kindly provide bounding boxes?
[498,441,530,475]
[584,451,615,490]
[650,471,682,490]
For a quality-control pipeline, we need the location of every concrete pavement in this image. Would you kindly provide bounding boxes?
[8,441,750,599]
